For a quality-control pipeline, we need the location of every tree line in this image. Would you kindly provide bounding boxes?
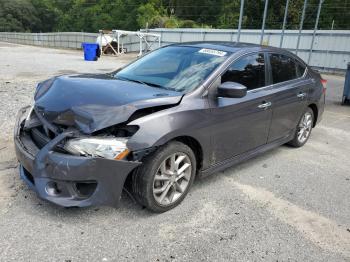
[0,0,349,33]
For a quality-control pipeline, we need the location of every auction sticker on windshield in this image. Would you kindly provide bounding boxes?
[198,48,227,57]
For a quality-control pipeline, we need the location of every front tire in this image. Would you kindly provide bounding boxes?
[288,107,314,147]
[131,141,196,213]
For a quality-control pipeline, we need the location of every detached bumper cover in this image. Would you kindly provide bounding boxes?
[14,107,141,207]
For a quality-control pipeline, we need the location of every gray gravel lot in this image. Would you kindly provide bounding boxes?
[0,42,349,262]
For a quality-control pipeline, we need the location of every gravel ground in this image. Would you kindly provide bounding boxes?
[0,42,349,262]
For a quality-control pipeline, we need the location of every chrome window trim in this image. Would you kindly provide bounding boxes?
[247,66,308,94]
[202,48,309,97]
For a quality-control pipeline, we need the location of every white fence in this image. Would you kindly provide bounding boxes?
[0,32,148,55]
[1,29,350,72]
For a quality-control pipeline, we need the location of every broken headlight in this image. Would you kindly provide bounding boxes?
[34,78,55,100]
[64,137,129,160]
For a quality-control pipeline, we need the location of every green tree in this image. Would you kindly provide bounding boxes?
[0,0,40,31]
[0,0,349,32]
[137,1,166,28]
[218,0,241,29]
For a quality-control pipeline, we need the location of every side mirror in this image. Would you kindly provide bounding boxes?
[217,82,247,98]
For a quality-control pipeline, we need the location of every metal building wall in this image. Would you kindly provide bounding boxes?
[147,28,350,72]
[0,32,99,49]
[1,29,349,72]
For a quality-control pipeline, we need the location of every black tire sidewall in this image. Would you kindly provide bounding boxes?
[133,141,196,212]
[291,107,314,147]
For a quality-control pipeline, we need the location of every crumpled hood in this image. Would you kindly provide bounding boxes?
[34,74,183,134]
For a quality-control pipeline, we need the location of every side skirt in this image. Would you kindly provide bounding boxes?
[198,133,294,178]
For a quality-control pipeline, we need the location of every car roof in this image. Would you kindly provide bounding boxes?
[170,41,305,64]
[171,41,284,54]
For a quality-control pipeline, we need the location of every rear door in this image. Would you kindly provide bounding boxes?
[266,53,310,142]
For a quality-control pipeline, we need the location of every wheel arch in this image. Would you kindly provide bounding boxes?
[172,135,203,171]
[124,135,204,192]
[308,103,318,127]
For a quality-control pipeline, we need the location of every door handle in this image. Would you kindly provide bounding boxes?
[258,102,272,109]
[297,92,306,98]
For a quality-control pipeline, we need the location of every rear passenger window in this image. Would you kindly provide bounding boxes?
[269,54,298,84]
[296,60,306,77]
[221,53,265,90]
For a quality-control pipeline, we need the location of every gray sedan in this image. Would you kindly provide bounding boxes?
[14,42,326,212]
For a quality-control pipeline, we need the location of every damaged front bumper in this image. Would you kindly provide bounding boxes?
[14,107,141,207]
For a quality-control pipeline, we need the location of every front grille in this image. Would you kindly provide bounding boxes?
[26,109,63,149]
[30,127,51,149]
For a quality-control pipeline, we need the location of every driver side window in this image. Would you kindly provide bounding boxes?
[221,53,266,90]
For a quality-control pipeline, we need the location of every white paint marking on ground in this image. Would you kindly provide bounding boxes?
[325,110,350,119]
[318,125,350,138]
[158,201,227,239]
[233,181,350,258]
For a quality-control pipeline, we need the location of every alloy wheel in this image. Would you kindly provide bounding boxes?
[297,112,313,144]
[153,152,192,206]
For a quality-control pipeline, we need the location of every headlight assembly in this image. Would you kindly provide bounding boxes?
[34,78,55,100]
[64,137,129,160]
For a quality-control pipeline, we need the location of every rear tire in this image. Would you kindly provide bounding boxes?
[288,107,314,148]
[131,141,196,213]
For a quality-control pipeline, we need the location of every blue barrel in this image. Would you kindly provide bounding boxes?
[81,43,99,61]
[343,62,350,105]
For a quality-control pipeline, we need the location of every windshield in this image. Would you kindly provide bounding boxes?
[115,46,230,93]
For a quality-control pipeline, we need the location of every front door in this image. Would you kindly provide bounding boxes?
[208,52,273,164]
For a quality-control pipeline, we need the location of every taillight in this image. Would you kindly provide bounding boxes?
[321,78,327,94]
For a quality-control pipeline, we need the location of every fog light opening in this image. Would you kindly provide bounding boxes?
[45,181,61,196]
[74,182,97,198]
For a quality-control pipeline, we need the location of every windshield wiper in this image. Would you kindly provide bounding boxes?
[116,76,146,85]
[116,76,173,91]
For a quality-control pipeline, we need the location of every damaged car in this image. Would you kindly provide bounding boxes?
[14,42,325,212]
